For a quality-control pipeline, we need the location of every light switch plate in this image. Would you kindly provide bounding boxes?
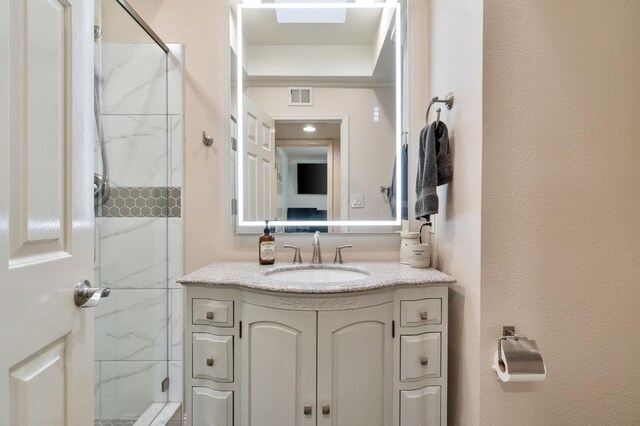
[350,194,364,208]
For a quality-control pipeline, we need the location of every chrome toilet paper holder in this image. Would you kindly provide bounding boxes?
[494,325,546,382]
[497,325,518,367]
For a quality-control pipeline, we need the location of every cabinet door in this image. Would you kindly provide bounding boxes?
[192,387,233,426]
[317,303,393,426]
[241,303,316,426]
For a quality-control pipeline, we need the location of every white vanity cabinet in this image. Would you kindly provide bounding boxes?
[183,281,449,426]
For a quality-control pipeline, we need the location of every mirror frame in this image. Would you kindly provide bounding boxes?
[236,2,402,229]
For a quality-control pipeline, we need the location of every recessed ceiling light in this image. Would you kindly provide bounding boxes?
[303,125,316,133]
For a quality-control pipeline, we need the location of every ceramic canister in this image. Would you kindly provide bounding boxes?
[400,232,421,264]
[410,244,431,268]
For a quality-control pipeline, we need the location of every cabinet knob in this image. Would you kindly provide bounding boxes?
[419,310,429,321]
[420,356,429,366]
[206,311,215,320]
[206,357,215,367]
[303,404,312,416]
[322,403,330,416]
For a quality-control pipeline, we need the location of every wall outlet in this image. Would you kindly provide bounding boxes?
[350,194,364,208]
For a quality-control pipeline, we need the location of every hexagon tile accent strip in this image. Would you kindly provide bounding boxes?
[97,187,181,218]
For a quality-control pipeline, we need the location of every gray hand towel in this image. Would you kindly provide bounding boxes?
[436,122,453,186]
[415,121,452,219]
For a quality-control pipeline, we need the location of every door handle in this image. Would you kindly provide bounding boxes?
[74,279,110,308]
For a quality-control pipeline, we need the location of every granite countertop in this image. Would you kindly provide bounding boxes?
[178,261,455,294]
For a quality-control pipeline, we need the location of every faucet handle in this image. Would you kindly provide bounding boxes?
[333,245,352,264]
[283,245,303,264]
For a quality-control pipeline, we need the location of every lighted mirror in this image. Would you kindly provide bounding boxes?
[230,1,406,233]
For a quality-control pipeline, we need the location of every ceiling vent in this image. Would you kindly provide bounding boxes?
[288,87,314,106]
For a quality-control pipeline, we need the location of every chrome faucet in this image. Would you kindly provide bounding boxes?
[311,231,322,264]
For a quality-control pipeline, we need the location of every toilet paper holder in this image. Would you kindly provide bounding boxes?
[497,325,518,367]
[494,325,546,382]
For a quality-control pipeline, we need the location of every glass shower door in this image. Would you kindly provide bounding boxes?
[94,0,170,424]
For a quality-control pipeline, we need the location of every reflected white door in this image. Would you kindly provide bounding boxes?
[243,96,276,222]
[0,0,95,424]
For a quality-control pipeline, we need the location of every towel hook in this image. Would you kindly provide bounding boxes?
[425,92,454,125]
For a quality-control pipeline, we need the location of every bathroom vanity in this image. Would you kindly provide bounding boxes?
[179,262,454,426]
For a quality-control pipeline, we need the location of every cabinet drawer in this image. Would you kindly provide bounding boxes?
[192,333,234,382]
[192,387,233,426]
[400,298,442,327]
[400,333,441,381]
[192,299,234,327]
[400,387,441,426]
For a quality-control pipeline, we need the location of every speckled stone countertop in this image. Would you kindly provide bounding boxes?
[178,261,455,294]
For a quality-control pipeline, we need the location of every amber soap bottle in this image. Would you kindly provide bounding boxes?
[259,220,275,265]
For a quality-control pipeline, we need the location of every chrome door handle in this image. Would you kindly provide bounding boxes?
[74,279,110,308]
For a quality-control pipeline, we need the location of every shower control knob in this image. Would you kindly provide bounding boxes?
[206,357,215,367]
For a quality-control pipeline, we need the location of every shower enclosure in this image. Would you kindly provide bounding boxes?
[94,1,183,424]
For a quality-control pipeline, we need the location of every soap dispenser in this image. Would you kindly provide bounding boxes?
[259,220,275,265]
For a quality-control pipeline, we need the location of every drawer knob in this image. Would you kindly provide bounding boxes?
[419,311,429,321]
[420,356,429,366]
[206,357,215,367]
[322,403,330,416]
[304,404,312,416]
[206,311,215,320]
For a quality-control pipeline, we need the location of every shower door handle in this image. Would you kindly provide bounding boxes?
[74,279,110,308]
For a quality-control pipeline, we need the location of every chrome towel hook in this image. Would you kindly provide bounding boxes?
[202,131,214,146]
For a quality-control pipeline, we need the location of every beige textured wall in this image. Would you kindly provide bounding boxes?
[481,1,640,424]
[127,0,428,270]
[426,0,483,424]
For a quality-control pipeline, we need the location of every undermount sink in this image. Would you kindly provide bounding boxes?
[266,266,369,283]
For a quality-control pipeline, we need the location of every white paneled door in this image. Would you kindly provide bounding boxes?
[243,96,276,223]
[0,0,94,424]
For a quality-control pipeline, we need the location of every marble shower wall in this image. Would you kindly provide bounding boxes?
[94,42,184,420]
